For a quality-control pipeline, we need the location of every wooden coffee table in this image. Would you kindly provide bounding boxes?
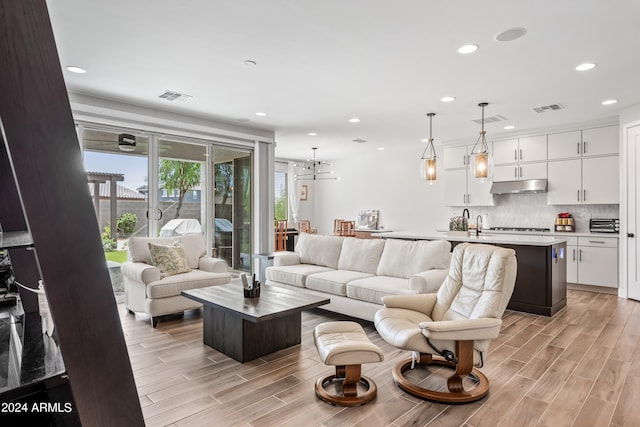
[182,283,329,362]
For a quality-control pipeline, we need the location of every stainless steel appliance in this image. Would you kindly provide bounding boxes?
[589,218,619,233]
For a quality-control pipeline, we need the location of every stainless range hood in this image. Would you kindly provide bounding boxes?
[490,179,548,194]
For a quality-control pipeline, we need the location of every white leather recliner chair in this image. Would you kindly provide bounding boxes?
[374,243,517,403]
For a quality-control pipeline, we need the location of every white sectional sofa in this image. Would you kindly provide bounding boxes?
[265,233,452,321]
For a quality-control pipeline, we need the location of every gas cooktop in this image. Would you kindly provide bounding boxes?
[489,227,551,232]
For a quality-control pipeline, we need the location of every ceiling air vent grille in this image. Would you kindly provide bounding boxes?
[533,104,564,113]
[472,114,507,125]
[352,138,368,143]
[158,90,193,102]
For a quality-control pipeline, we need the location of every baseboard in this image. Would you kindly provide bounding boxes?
[567,283,618,295]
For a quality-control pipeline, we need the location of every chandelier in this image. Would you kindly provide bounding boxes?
[294,147,339,181]
[420,113,437,184]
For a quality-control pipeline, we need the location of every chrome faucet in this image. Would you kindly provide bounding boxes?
[476,215,483,236]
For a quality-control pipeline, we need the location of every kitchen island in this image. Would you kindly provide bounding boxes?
[381,231,567,316]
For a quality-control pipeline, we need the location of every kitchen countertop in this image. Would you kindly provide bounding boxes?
[479,229,620,238]
[382,231,567,246]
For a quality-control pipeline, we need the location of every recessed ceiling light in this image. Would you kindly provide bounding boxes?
[307,132,317,136]
[255,112,267,117]
[348,117,361,123]
[66,66,87,74]
[576,63,596,71]
[457,44,479,54]
[243,60,257,67]
[601,99,618,105]
[495,27,527,42]
[377,147,385,151]
[420,138,429,142]
[441,96,456,103]
[504,125,515,130]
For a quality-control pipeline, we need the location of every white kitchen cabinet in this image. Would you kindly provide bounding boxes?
[444,145,494,206]
[444,146,469,170]
[548,130,582,160]
[518,135,548,162]
[493,162,547,182]
[493,135,546,166]
[566,244,578,283]
[582,156,619,204]
[548,126,618,160]
[492,139,519,165]
[443,168,494,207]
[547,156,619,205]
[574,237,618,287]
[582,125,618,156]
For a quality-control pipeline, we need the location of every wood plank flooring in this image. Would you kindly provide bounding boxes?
[120,290,640,427]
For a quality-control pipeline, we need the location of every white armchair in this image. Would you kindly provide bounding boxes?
[121,234,231,327]
[374,243,517,403]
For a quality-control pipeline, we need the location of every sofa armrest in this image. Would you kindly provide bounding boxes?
[121,262,161,285]
[273,252,300,266]
[419,318,503,341]
[409,269,448,293]
[198,256,228,273]
[381,294,438,315]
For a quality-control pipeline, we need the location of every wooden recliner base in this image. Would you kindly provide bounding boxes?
[392,340,490,404]
[315,364,377,406]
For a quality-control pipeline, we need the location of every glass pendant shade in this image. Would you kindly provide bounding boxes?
[471,150,491,181]
[421,157,437,183]
[420,113,438,184]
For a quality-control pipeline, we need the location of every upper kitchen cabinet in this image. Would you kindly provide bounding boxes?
[547,156,619,205]
[548,125,618,160]
[443,145,469,170]
[493,135,546,165]
[443,145,494,207]
[582,125,619,157]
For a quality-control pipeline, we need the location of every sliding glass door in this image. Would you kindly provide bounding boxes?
[212,146,252,272]
[80,124,255,293]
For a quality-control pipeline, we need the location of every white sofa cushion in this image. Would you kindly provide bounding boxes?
[129,237,173,264]
[296,233,345,269]
[146,269,230,299]
[306,270,374,296]
[376,239,451,279]
[176,234,206,269]
[337,238,385,274]
[347,276,418,304]
[266,264,335,288]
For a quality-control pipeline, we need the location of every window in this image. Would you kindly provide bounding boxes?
[274,170,288,221]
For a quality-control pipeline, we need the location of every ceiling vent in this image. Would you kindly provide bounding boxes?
[472,114,507,125]
[352,138,368,143]
[158,90,193,102]
[533,103,564,113]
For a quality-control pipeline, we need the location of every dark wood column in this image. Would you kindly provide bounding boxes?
[0,1,144,425]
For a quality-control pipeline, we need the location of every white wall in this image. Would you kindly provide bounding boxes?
[312,144,450,235]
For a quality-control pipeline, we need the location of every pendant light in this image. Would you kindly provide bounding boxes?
[420,113,437,184]
[470,102,491,181]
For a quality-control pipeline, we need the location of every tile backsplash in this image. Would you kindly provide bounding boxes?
[451,193,619,233]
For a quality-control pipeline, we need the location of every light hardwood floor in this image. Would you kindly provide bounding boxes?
[120,290,640,427]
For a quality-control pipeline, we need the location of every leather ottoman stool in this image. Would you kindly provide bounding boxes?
[313,321,384,406]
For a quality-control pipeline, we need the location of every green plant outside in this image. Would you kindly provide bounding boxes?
[105,250,128,263]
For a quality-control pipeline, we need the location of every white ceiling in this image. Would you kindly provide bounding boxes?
[47,0,640,160]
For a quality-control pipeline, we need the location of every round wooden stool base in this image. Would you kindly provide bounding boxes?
[393,357,490,403]
[315,374,377,406]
